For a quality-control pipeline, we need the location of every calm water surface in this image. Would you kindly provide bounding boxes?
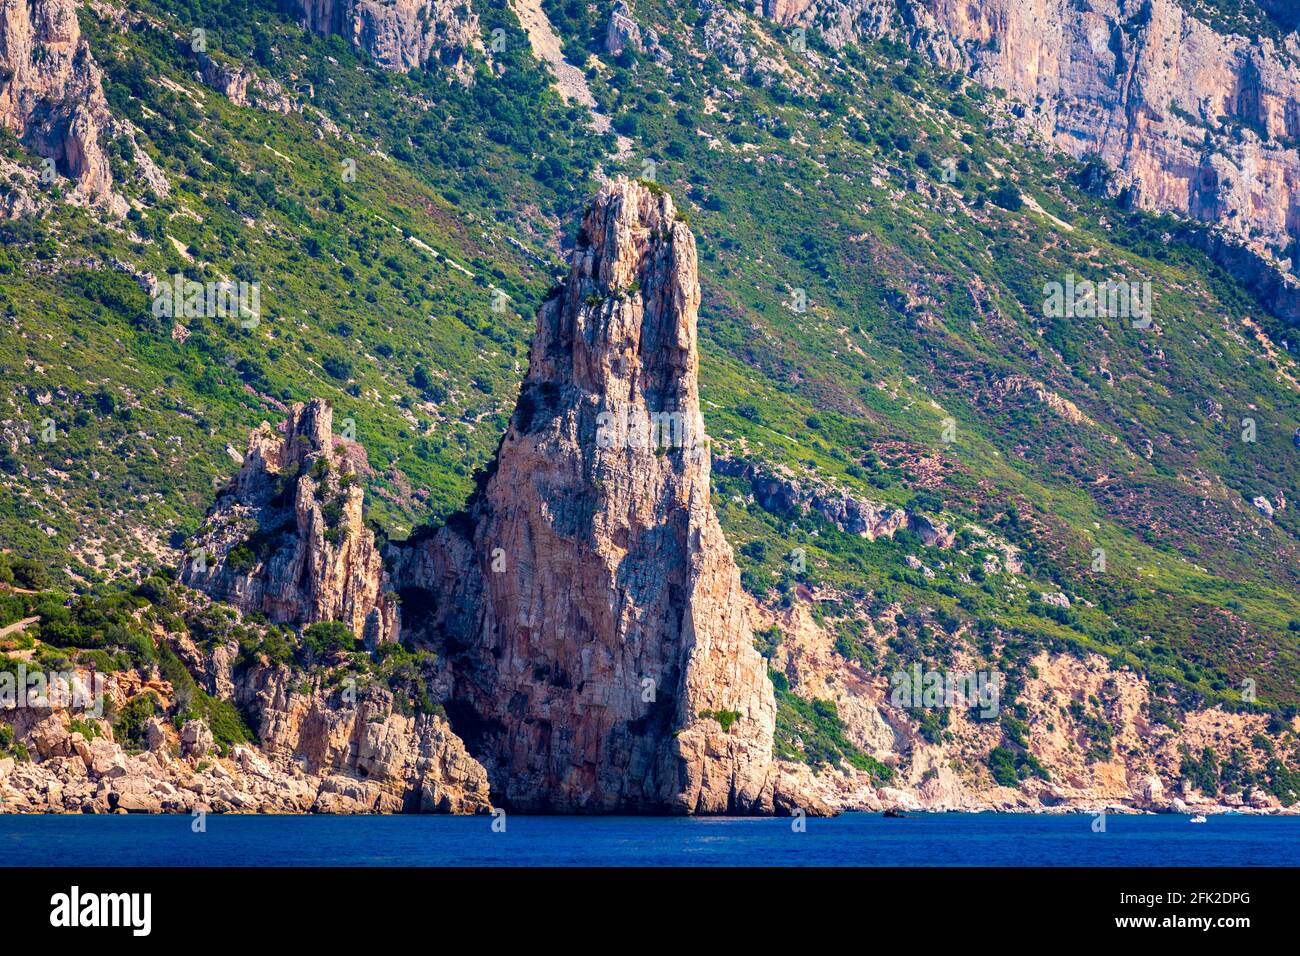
[2,812,1297,866]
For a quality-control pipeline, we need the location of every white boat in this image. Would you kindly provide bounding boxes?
[1190,814,1208,823]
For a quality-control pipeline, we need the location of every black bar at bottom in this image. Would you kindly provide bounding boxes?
[0,866,1285,943]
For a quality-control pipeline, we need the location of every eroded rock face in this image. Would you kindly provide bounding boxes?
[234,664,492,813]
[0,0,117,207]
[197,54,252,107]
[395,179,804,813]
[935,0,1300,253]
[0,675,492,814]
[714,456,955,545]
[179,399,398,645]
[606,0,644,56]
[180,719,215,759]
[279,0,479,77]
[605,0,668,62]
[1178,224,1300,321]
[758,0,1300,254]
[762,0,894,50]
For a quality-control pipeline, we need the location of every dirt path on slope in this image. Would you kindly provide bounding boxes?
[0,616,38,641]
[509,0,615,136]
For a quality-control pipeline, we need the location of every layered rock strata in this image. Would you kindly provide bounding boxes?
[279,0,479,77]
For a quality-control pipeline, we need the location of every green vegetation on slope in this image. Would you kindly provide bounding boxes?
[1,0,1297,784]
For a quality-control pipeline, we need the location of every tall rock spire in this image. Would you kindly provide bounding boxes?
[183,182,819,814]
[180,399,398,646]
[408,179,798,812]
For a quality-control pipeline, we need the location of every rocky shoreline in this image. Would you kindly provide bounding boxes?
[1,683,492,815]
[3,701,1293,817]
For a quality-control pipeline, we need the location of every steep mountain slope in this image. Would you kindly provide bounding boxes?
[758,0,1300,260]
[1,0,607,574]
[6,180,829,815]
[2,0,1299,811]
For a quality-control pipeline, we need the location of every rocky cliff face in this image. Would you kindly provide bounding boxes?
[0,0,118,209]
[0,647,491,814]
[759,0,1300,257]
[393,180,811,814]
[179,399,398,646]
[606,0,668,63]
[196,53,252,107]
[172,180,818,815]
[279,0,479,77]
[752,599,1294,815]
[232,660,490,813]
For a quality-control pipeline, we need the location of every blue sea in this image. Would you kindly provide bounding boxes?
[2,813,1297,866]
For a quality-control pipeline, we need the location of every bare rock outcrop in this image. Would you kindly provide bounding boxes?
[714,456,955,546]
[605,0,644,56]
[197,53,252,106]
[179,399,398,645]
[761,0,893,51]
[1,658,492,815]
[279,0,479,78]
[0,0,117,208]
[180,719,214,759]
[394,179,815,814]
[756,0,1300,258]
[605,0,667,62]
[1178,224,1300,322]
[234,664,492,813]
[0,0,169,216]
[192,53,290,112]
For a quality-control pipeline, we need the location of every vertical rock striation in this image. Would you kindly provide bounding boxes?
[181,184,821,815]
[180,399,398,645]
[279,0,480,78]
[396,179,803,813]
[0,0,117,207]
[921,0,1300,255]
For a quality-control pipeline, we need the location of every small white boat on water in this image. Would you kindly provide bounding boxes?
[1190,814,1208,823]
